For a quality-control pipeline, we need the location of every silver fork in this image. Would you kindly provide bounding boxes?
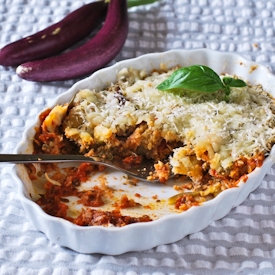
[0,154,160,182]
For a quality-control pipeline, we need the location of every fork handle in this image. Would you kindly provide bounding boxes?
[0,154,98,164]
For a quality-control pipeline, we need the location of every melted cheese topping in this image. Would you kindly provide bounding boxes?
[64,67,275,175]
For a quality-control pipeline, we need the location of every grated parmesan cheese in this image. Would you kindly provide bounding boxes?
[62,66,275,184]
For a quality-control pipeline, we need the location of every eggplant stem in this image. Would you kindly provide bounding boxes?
[127,0,159,8]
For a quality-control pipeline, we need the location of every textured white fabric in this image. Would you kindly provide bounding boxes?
[1,0,275,274]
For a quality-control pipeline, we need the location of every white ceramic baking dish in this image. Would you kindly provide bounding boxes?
[12,49,275,254]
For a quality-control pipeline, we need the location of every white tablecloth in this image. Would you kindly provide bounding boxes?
[1,0,275,274]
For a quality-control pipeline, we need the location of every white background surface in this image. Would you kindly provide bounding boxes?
[1,0,275,274]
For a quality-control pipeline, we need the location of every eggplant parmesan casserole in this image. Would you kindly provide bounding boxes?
[27,65,275,226]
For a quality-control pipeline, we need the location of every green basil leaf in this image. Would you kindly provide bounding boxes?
[157,65,226,93]
[222,77,247,88]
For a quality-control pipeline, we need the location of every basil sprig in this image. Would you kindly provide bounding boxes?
[157,65,247,100]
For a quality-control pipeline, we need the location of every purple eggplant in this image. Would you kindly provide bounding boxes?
[0,1,108,67]
[16,0,128,82]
